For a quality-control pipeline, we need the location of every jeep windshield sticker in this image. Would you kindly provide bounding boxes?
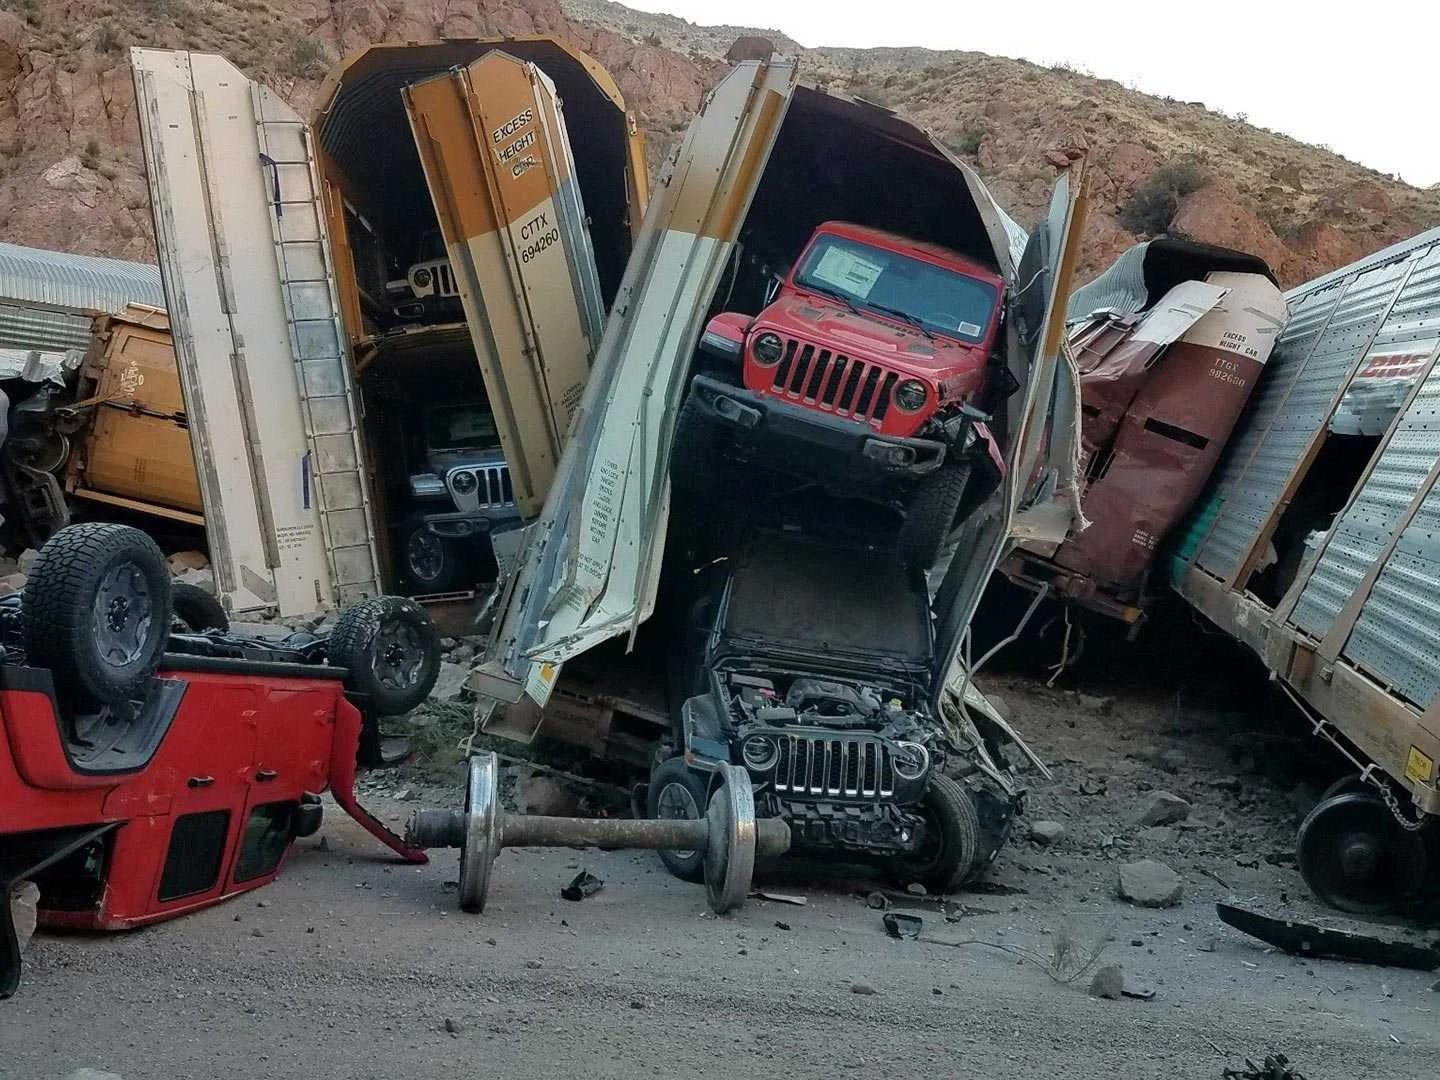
[956,320,983,337]
[811,246,884,299]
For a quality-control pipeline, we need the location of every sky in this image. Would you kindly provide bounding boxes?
[618,0,1438,188]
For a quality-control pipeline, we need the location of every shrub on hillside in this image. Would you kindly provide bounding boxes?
[1120,159,1209,235]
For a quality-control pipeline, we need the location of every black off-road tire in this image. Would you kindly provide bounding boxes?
[328,596,441,717]
[399,522,464,594]
[170,582,229,633]
[898,461,972,571]
[647,755,711,883]
[23,522,171,708]
[890,773,982,894]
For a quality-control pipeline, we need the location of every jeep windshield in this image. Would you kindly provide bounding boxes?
[794,233,998,344]
[426,404,499,453]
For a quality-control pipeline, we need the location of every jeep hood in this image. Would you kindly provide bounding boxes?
[756,292,987,372]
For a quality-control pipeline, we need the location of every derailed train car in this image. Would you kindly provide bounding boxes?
[1000,238,1287,625]
[130,39,647,614]
[467,60,1091,885]
[1172,228,1440,915]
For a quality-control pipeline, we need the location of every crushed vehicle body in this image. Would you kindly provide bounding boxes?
[129,38,647,615]
[650,531,1017,890]
[1000,237,1286,624]
[1170,226,1440,915]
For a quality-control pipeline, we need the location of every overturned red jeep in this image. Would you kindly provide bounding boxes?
[674,221,1009,568]
[0,524,439,998]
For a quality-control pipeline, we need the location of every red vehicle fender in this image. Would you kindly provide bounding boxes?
[327,697,428,864]
[700,311,751,355]
[974,421,1006,478]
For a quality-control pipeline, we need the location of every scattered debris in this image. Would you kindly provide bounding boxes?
[1121,981,1156,1001]
[906,882,928,897]
[882,912,923,940]
[1137,790,1192,826]
[1078,776,1108,796]
[850,981,877,995]
[1118,860,1183,907]
[167,550,209,573]
[1029,820,1065,845]
[864,891,889,910]
[773,920,792,931]
[629,999,646,1009]
[443,1018,460,1036]
[1088,964,1123,999]
[560,870,604,902]
[525,959,542,970]
[1075,693,1114,714]
[429,661,471,703]
[63,1071,124,1080]
[1222,1053,1306,1080]
[1216,904,1440,971]
[16,548,39,575]
[1136,825,1176,845]
[751,891,807,906]
[8,880,38,953]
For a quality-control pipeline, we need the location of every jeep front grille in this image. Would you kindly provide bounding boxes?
[768,338,899,425]
[774,734,895,799]
[475,464,515,508]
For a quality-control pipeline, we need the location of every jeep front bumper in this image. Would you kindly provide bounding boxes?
[687,375,948,480]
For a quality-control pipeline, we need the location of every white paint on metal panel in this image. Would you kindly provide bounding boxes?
[131,48,379,614]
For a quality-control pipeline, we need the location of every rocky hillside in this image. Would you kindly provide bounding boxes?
[1,0,1436,285]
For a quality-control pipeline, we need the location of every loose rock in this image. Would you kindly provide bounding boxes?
[1138,791,1192,826]
[515,774,581,817]
[1029,820,1065,845]
[64,1072,124,1080]
[443,1018,460,1035]
[16,547,39,575]
[1088,965,1124,1000]
[1076,693,1114,714]
[1117,860,1183,907]
[850,981,877,995]
[905,882,927,897]
[1136,825,1176,846]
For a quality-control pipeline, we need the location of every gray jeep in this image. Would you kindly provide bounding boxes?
[399,401,522,593]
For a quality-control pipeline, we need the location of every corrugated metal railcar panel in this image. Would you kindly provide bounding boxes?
[0,301,93,353]
[1344,537,1440,710]
[0,241,163,314]
[1293,249,1440,638]
[1193,280,1348,576]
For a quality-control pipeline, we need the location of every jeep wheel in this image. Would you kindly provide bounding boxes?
[890,773,981,894]
[22,522,171,708]
[897,461,972,571]
[171,582,229,633]
[647,756,710,883]
[400,523,463,594]
[327,596,441,717]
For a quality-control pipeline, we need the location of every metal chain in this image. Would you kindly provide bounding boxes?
[1278,679,1430,832]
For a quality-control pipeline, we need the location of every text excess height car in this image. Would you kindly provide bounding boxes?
[674,222,1009,568]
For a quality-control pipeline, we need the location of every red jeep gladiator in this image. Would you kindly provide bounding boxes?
[674,222,1008,568]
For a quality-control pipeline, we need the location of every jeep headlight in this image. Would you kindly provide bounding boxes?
[451,470,478,495]
[894,379,928,412]
[752,332,784,366]
[413,267,432,288]
[892,740,930,781]
[742,735,779,772]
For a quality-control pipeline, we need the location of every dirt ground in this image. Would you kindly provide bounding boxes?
[5,608,1439,1079]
